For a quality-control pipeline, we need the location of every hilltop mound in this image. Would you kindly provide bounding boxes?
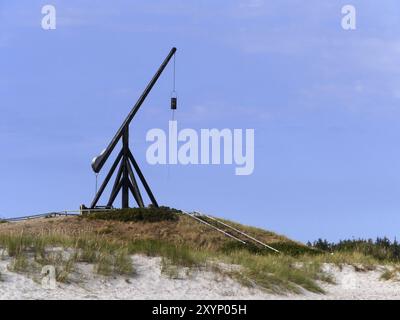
[0,208,305,254]
[0,208,399,299]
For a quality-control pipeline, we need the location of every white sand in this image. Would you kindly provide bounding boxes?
[1,255,400,300]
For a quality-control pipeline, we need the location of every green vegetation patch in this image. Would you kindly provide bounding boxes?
[309,237,400,262]
[219,240,320,257]
[83,206,181,223]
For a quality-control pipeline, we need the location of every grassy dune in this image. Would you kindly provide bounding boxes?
[0,208,397,294]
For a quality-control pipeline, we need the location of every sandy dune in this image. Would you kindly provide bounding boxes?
[1,254,400,300]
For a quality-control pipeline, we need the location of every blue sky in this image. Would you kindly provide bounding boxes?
[1,0,400,243]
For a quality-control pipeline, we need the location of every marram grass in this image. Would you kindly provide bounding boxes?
[0,212,398,295]
[0,231,378,294]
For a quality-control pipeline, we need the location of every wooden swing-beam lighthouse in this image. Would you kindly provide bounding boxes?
[90,47,177,209]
